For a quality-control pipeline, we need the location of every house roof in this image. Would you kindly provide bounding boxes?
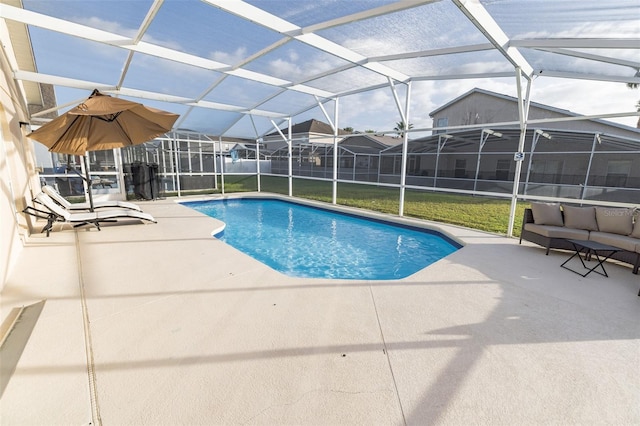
[341,133,404,148]
[265,119,350,138]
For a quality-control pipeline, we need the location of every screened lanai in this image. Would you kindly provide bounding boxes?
[3,3,640,425]
[1,0,639,235]
[380,128,640,202]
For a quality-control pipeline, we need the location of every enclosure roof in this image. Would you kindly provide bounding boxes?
[381,127,640,154]
[1,0,639,139]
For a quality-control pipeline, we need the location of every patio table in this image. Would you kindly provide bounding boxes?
[560,239,622,278]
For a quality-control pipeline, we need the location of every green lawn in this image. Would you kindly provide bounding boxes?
[211,175,528,237]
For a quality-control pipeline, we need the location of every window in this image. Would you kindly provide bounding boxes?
[434,117,448,135]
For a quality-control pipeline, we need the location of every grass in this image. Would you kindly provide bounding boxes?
[212,175,529,237]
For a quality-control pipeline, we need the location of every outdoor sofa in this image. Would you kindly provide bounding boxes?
[520,203,640,278]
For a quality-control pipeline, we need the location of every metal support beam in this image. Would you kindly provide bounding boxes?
[332,98,339,204]
[582,134,599,200]
[523,129,551,195]
[315,95,336,132]
[175,136,182,196]
[250,115,262,192]
[453,0,534,78]
[474,128,502,192]
[507,68,532,236]
[218,136,225,195]
[388,77,407,126]
[434,134,452,188]
[210,136,218,191]
[398,81,411,216]
[287,118,293,197]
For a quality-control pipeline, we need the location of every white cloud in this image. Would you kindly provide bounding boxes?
[267,48,343,81]
[268,58,303,80]
[79,16,137,38]
[516,20,640,40]
[531,78,639,127]
[210,47,248,65]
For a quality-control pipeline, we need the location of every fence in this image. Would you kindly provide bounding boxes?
[37,127,640,225]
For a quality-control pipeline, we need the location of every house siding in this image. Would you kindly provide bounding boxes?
[431,90,640,139]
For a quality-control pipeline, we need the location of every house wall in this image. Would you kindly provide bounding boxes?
[431,91,640,139]
[0,43,41,291]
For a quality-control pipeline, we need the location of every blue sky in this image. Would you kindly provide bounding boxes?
[23,0,640,138]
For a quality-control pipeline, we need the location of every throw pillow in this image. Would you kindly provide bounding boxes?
[595,207,634,236]
[530,202,563,226]
[562,205,598,231]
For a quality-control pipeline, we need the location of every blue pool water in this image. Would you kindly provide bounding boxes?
[183,198,461,280]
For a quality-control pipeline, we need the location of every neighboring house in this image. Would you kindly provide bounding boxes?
[229,142,257,159]
[269,127,401,181]
[337,134,403,179]
[430,87,640,139]
[262,119,350,151]
[377,88,640,202]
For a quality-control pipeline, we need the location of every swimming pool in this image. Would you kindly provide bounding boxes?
[183,197,461,280]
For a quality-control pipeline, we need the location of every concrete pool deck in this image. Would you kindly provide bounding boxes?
[1,195,639,425]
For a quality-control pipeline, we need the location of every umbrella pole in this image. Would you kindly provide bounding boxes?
[83,155,95,211]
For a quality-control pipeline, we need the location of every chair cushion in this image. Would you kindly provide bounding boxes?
[524,223,589,240]
[530,202,563,226]
[562,205,598,231]
[589,232,637,252]
[595,207,634,236]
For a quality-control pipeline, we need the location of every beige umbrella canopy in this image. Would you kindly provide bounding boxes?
[28,89,179,155]
[28,89,179,209]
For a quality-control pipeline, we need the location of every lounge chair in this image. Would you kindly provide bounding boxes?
[24,192,156,236]
[42,185,142,211]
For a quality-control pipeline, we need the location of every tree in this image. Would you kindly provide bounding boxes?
[394,121,413,138]
[628,82,640,128]
[342,127,354,133]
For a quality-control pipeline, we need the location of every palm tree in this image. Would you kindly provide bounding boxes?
[629,82,640,128]
[394,121,413,138]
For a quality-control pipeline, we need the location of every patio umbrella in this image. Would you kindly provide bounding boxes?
[27,89,179,210]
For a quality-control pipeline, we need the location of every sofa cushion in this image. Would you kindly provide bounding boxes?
[524,223,589,240]
[588,231,637,252]
[595,207,634,236]
[530,202,563,226]
[632,220,640,239]
[562,205,598,231]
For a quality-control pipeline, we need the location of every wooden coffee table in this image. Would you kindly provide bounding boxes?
[560,239,622,278]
